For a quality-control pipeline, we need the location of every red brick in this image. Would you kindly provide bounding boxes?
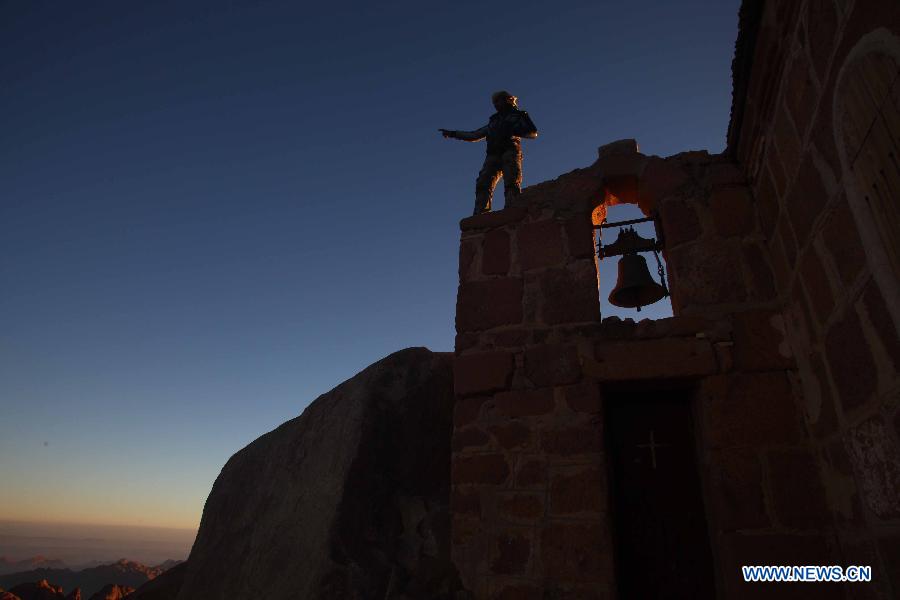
[454,351,514,396]
[666,240,748,307]
[452,426,491,452]
[489,421,531,450]
[515,457,547,487]
[540,522,612,582]
[541,423,603,457]
[518,219,564,270]
[710,447,769,530]
[457,278,523,332]
[494,388,555,417]
[824,307,877,412]
[588,337,716,380]
[743,242,776,301]
[490,528,532,575]
[786,156,829,245]
[658,197,702,247]
[537,262,600,325]
[820,197,866,287]
[702,373,803,449]
[565,216,596,259]
[711,186,754,237]
[451,487,481,517]
[861,279,900,373]
[564,381,602,413]
[732,310,795,371]
[845,416,900,520]
[549,465,606,516]
[524,344,581,386]
[769,447,830,528]
[452,453,510,485]
[498,492,544,520]
[454,395,489,427]
[482,229,511,275]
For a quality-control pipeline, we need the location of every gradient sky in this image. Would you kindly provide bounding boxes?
[1,0,741,530]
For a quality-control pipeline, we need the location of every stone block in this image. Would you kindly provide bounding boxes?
[710,447,769,530]
[861,279,900,374]
[460,238,479,281]
[456,278,523,332]
[518,219,565,271]
[706,161,746,186]
[768,447,831,529]
[489,581,542,600]
[537,262,600,325]
[452,453,511,486]
[490,329,528,348]
[820,196,866,288]
[451,487,482,517]
[564,381,603,414]
[497,491,544,521]
[549,465,606,516]
[524,344,582,386]
[540,422,603,457]
[461,207,526,231]
[702,372,803,449]
[799,247,834,326]
[515,456,547,488]
[455,395,490,427]
[755,168,780,240]
[638,157,689,214]
[711,186,755,237]
[743,242,777,301]
[658,197,702,248]
[732,310,795,371]
[494,388,555,417]
[489,527,533,575]
[540,522,612,582]
[488,421,532,450]
[454,351,514,396]
[825,307,877,412]
[786,156,829,245]
[587,337,716,381]
[844,416,900,520]
[666,240,748,307]
[452,426,491,452]
[482,229,511,276]
[565,216,596,259]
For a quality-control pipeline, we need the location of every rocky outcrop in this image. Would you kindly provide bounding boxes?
[0,560,175,599]
[6,579,64,600]
[176,347,461,600]
[85,586,131,600]
[124,564,185,600]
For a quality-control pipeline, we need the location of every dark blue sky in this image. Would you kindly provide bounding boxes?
[0,0,740,528]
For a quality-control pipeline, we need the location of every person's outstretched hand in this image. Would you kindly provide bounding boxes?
[438,128,454,138]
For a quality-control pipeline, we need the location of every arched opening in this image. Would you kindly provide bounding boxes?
[833,29,900,332]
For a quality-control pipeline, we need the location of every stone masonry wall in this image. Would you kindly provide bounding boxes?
[731,0,900,596]
[451,140,854,598]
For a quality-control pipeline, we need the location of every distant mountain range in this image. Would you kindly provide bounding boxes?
[0,557,66,577]
[0,558,180,598]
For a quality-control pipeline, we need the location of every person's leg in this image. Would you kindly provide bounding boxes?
[501,149,523,206]
[475,154,503,215]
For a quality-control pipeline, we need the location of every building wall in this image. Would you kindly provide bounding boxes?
[732,0,900,596]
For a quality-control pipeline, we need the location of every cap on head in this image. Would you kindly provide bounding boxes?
[491,90,517,107]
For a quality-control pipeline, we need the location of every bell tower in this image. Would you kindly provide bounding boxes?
[450,140,836,598]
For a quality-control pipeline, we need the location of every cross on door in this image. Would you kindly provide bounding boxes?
[635,430,669,469]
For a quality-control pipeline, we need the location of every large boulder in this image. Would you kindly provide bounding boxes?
[176,348,461,600]
[125,564,184,600]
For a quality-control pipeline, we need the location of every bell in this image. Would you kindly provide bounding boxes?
[608,253,667,309]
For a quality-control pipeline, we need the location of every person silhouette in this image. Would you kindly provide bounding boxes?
[440,91,538,215]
